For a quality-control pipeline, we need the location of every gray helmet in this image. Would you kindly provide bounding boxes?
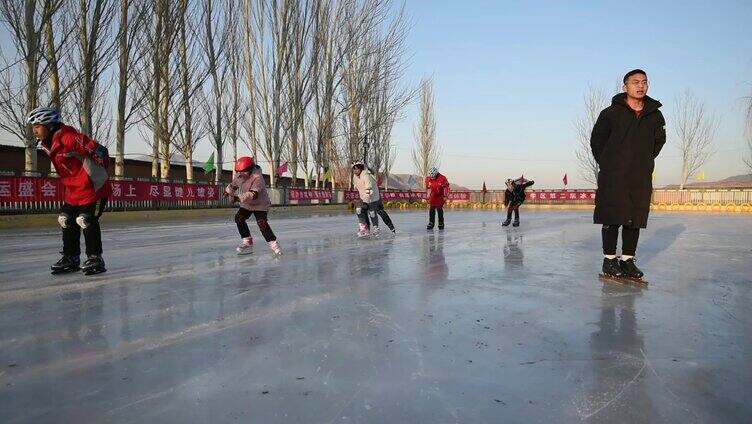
[428,167,439,178]
[27,107,61,125]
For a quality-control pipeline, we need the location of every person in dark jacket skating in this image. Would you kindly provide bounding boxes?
[591,69,666,279]
[502,178,534,227]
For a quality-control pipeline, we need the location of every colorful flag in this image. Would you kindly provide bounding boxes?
[203,152,215,175]
[694,171,705,182]
[563,173,568,186]
[377,174,384,187]
[407,174,416,188]
[276,161,288,176]
[322,168,332,183]
[482,181,488,193]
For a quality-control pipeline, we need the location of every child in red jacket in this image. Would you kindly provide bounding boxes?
[28,107,110,275]
[425,167,449,230]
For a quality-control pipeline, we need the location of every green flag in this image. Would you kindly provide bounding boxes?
[203,152,215,175]
[322,168,332,183]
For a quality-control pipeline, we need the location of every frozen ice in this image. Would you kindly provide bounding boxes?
[0,210,751,423]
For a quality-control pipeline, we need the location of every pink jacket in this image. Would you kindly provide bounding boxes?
[225,171,271,211]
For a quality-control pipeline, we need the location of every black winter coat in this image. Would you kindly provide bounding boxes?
[590,93,666,228]
[504,181,534,207]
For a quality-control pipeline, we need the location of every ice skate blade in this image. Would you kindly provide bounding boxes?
[599,273,648,286]
[51,267,80,275]
[237,250,253,256]
[83,267,107,276]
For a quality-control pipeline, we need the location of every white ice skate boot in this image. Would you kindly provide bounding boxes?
[268,240,283,256]
[371,225,381,237]
[236,237,253,255]
[357,223,370,238]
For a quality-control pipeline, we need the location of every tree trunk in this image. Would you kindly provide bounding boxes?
[115,0,129,179]
[23,0,39,175]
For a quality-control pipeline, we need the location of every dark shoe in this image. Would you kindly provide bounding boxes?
[51,255,80,274]
[602,257,623,277]
[438,223,444,230]
[619,258,643,279]
[82,255,107,275]
[426,223,434,230]
[502,219,511,227]
[512,219,520,227]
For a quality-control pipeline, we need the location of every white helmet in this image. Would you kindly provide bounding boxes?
[428,167,439,178]
[27,107,61,125]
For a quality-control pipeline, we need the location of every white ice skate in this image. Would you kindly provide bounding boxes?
[371,225,381,237]
[268,240,283,256]
[357,223,370,239]
[236,237,253,255]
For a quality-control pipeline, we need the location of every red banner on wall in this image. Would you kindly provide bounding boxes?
[527,190,595,201]
[344,190,471,201]
[289,189,332,200]
[0,176,220,203]
[109,180,219,201]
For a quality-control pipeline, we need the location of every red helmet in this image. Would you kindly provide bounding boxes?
[235,156,255,172]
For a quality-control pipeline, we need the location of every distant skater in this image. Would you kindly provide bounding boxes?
[352,162,395,238]
[502,178,534,227]
[425,167,449,230]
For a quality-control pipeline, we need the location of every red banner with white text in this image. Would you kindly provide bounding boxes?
[0,176,220,203]
[289,189,332,201]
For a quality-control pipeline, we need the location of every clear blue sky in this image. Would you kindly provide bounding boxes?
[389,0,752,189]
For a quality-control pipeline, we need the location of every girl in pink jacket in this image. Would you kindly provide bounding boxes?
[225,157,282,255]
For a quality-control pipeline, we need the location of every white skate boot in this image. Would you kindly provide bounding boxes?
[371,225,381,237]
[357,223,370,238]
[236,237,253,255]
[268,240,283,256]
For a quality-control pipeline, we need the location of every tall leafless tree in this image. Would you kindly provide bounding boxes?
[173,0,209,182]
[674,90,718,190]
[114,0,149,178]
[66,0,118,142]
[574,86,609,186]
[244,0,295,187]
[0,0,62,174]
[201,0,229,184]
[412,78,439,187]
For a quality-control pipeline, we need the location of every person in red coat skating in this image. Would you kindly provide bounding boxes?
[425,167,449,230]
[28,107,110,275]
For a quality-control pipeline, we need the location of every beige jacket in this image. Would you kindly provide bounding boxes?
[225,170,271,211]
[354,169,380,203]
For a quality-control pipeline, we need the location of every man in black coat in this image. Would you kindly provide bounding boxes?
[590,69,666,279]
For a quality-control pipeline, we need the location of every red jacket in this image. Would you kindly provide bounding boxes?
[45,125,110,206]
[425,173,450,207]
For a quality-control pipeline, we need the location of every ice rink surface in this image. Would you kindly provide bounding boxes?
[1,209,751,423]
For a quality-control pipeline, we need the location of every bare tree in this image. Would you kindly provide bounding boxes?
[674,90,718,190]
[744,133,752,173]
[114,0,149,178]
[309,0,348,188]
[200,0,229,184]
[0,0,62,174]
[243,0,295,188]
[173,0,209,182]
[574,86,609,186]
[222,0,243,179]
[66,0,118,141]
[135,0,179,178]
[411,78,439,187]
